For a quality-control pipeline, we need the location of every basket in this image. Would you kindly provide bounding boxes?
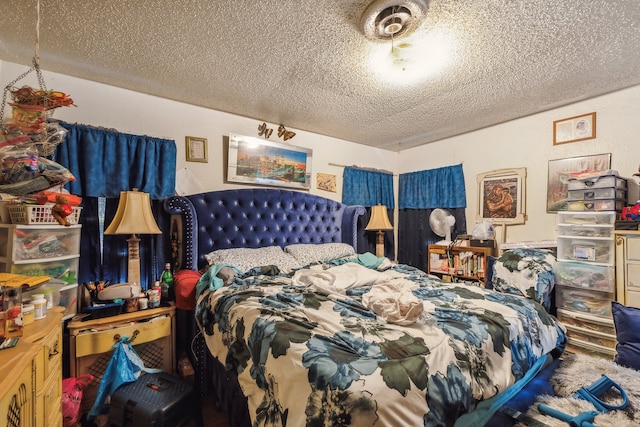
[8,203,82,225]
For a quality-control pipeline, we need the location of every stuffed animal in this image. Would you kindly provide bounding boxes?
[51,194,73,226]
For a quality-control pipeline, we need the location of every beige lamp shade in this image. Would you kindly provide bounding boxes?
[365,205,393,231]
[104,189,161,287]
[105,190,162,235]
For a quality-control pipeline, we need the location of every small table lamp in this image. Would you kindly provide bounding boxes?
[365,204,393,258]
[104,189,162,287]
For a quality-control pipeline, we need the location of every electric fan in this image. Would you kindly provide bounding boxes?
[429,209,456,245]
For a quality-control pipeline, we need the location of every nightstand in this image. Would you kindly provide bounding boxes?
[67,304,176,416]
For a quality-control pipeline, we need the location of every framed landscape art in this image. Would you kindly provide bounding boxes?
[227,133,312,190]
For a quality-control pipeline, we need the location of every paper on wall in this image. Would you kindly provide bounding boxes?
[175,167,205,196]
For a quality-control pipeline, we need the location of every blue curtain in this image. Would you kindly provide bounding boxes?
[342,167,394,208]
[342,167,395,258]
[397,164,467,271]
[55,122,176,289]
[55,123,176,199]
[399,163,466,209]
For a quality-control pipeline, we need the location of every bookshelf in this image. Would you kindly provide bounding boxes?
[427,244,496,287]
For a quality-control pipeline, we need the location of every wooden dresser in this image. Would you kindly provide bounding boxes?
[0,308,64,427]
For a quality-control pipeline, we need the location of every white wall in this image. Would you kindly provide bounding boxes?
[0,60,395,202]
[397,85,640,244]
[4,59,639,247]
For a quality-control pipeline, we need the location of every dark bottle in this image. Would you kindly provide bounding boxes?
[160,263,175,302]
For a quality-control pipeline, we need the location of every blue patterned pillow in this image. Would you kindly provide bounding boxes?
[612,301,640,370]
[491,248,556,310]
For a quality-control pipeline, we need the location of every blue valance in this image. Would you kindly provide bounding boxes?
[342,167,395,208]
[55,122,176,199]
[399,164,466,209]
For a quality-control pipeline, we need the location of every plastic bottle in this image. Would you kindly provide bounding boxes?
[160,263,174,302]
[32,293,47,320]
[3,287,23,336]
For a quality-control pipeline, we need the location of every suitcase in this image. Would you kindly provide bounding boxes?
[108,372,202,427]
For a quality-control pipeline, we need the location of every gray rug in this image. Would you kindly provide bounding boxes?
[515,353,640,427]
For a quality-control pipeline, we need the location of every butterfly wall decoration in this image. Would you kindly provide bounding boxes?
[278,124,296,141]
[258,122,273,139]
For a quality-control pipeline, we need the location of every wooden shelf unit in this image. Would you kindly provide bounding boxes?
[427,244,495,286]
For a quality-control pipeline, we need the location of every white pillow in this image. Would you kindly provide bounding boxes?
[204,246,301,272]
[284,243,356,266]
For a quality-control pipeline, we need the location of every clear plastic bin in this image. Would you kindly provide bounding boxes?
[556,285,614,318]
[59,284,78,318]
[568,187,626,200]
[557,308,615,335]
[12,227,81,261]
[556,211,616,226]
[1,257,79,285]
[567,175,626,191]
[555,261,614,292]
[557,236,614,264]
[556,223,613,238]
[567,199,625,212]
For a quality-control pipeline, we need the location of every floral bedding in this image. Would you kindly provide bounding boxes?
[196,260,566,427]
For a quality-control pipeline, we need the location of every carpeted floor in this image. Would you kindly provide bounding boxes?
[516,353,640,427]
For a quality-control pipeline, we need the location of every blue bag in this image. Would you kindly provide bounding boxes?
[87,334,159,419]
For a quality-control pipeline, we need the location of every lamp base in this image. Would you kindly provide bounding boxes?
[127,234,141,287]
[375,230,385,258]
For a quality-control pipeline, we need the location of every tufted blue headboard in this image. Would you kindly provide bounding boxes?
[164,188,366,271]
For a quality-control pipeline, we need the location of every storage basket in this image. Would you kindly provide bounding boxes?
[8,203,82,225]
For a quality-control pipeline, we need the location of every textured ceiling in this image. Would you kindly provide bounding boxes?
[1,0,640,151]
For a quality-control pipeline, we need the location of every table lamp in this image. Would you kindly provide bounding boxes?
[365,204,393,258]
[104,189,162,287]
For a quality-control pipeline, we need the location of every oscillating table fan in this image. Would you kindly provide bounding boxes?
[429,208,456,245]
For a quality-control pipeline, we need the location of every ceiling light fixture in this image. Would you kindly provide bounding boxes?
[361,0,428,42]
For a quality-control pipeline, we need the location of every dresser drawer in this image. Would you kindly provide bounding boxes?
[75,314,171,358]
[0,357,35,427]
[33,325,63,389]
[34,358,62,427]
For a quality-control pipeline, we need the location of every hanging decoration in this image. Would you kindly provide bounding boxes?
[277,124,296,141]
[0,0,77,198]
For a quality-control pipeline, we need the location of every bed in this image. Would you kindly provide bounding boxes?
[164,188,566,427]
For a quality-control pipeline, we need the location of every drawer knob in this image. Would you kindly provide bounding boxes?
[114,329,139,344]
[48,340,59,359]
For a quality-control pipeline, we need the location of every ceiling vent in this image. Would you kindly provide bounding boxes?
[361,0,428,42]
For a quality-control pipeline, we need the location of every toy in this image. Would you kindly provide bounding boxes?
[622,201,640,220]
[51,194,73,226]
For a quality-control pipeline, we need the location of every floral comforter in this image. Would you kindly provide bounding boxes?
[196,261,566,427]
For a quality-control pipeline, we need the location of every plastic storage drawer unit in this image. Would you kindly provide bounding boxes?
[557,236,614,265]
[556,286,614,318]
[568,187,626,201]
[567,174,626,191]
[554,261,615,292]
[108,372,203,427]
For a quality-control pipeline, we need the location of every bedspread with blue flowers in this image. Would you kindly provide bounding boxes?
[196,262,566,427]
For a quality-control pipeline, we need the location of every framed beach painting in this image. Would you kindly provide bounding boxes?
[227,133,312,189]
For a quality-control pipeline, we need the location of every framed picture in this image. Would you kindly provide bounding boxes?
[547,153,611,212]
[316,173,336,192]
[477,168,527,225]
[227,133,312,190]
[185,136,208,162]
[553,112,596,145]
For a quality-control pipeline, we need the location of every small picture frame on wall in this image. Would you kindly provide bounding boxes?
[185,136,208,162]
[553,112,596,145]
